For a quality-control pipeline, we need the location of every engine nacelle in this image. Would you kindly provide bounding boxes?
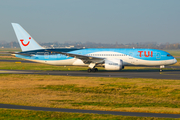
[104,59,123,70]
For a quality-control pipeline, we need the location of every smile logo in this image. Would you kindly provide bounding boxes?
[20,37,31,46]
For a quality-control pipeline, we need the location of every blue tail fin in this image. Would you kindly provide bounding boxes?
[11,23,44,51]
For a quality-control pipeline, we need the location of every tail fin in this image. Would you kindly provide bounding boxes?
[11,23,44,51]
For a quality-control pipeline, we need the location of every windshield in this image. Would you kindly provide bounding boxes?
[167,54,172,57]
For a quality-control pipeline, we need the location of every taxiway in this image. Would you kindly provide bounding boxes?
[0,69,180,79]
[0,104,180,118]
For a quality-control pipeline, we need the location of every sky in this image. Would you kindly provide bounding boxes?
[0,0,180,44]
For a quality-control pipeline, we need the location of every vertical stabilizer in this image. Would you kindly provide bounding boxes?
[11,23,44,51]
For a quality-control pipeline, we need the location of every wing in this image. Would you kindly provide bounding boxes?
[47,50,104,64]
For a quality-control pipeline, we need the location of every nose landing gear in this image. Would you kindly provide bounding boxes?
[160,65,165,72]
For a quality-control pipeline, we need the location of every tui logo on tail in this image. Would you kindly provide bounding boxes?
[20,37,31,46]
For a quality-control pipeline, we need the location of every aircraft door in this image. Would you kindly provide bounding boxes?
[44,52,49,59]
[156,52,161,59]
[129,52,133,59]
[129,52,135,64]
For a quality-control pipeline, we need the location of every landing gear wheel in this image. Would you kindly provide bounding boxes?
[88,68,92,73]
[87,68,98,72]
[95,68,98,72]
[92,68,98,72]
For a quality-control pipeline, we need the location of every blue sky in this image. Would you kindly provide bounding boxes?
[0,0,180,44]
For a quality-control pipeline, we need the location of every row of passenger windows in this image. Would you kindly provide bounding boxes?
[87,54,128,56]
[27,52,169,57]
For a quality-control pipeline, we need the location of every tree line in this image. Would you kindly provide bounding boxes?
[0,41,180,50]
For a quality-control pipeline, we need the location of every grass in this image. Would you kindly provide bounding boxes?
[41,84,180,108]
[174,58,180,66]
[0,109,177,120]
[0,56,23,60]
[0,74,180,114]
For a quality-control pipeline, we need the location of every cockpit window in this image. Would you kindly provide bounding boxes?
[167,54,172,57]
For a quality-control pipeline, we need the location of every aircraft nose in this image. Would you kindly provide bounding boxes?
[174,58,177,64]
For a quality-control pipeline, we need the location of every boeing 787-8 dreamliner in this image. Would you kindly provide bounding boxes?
[11,23,177,72]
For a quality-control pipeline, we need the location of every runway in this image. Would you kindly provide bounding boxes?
[0,103,180,118]
[0,69,180,79]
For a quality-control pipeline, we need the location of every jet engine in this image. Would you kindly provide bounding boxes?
[104,59,123,70]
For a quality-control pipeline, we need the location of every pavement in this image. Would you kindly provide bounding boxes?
[0,69,180,79]
[0,104,180,118]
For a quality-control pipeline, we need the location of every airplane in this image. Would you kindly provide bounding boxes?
[11,23,177,72]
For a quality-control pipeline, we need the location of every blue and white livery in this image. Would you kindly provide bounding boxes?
[11,23,177,72]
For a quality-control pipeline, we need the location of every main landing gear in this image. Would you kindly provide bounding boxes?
[88,68,98,72]
[88,63,98,72]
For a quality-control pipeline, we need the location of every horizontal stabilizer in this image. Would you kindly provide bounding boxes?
[9,52,34,56]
